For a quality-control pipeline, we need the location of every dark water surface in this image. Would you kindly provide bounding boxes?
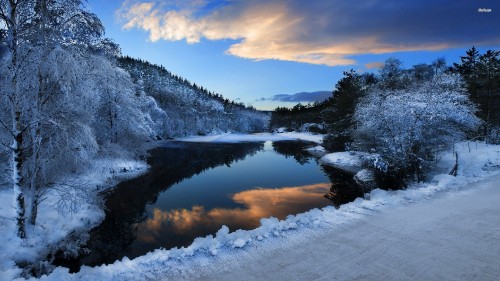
[70,140,363,269]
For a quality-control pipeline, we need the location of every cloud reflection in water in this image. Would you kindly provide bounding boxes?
[136,183,331,244]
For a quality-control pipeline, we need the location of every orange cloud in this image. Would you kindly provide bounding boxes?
[135,183,331,243]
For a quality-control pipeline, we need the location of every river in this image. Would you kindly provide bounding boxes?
[57,140,364,271]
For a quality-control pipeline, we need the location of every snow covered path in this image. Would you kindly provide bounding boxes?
[178,174,500,281]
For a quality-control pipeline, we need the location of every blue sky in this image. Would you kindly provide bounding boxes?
[86,0,499,110]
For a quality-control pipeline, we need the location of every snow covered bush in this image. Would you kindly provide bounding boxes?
[354,71,480,184]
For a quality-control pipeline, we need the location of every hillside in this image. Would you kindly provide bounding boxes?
[118,57,269,138]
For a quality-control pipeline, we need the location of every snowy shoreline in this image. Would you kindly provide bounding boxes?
[0,158,149,280]
[10,140,498,281]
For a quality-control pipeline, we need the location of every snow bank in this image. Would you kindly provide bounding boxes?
[320,151,372,174]
[0,158,148,280]
[176,132,323,144]
[19,142,499,281]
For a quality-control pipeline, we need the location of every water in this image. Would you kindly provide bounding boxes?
[66,140,363,270]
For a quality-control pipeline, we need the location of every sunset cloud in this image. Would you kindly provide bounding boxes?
[117,0,500,66]
[135,183,331,243]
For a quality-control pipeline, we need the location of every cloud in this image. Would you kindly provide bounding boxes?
[267,91,331,103]
[365,61,384,69]
[118,0,500,66]
[135,183,331,242]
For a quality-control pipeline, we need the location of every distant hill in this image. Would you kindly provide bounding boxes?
[118,56,269,137]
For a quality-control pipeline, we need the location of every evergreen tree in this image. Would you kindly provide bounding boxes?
[452,48,500,140]
[322,70,364,151]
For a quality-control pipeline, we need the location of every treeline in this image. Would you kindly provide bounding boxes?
[269,71,376,138]
[271,104,326,133]
[0,0,268,240]
[451,47,500,139]
[272,49,499,186]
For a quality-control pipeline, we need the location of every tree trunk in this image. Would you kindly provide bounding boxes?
[5,0,28,239]
[16,193,26,239]
[30,196,38,225]
[14,111,27,238]
[449,152,459,176]
[29,70,45,226]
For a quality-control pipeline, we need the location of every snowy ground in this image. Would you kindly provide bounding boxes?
[0,158,148,280]
[12,141,498,281]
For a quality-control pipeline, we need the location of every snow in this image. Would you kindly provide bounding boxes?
[320,151,372,174]
[275,127,286,133]
[354,169,374,182]
[10,141,498,281]
[353,169,376,190]
[0,158,148,281]
[305,145,327,157]
[176,132,324,144]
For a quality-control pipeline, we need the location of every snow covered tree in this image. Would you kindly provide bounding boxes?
[0,0,128,233]
[23,45,103,225]
[92,56,166,152]
[354,69,480,184]
[0,0,38,238]
[378,57,408,90]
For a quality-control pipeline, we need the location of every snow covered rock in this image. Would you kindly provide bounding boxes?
[320,151,371,174]
[306,145,327,157]
[354,169,377,191]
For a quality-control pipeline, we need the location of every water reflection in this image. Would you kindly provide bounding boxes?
[322,166,365,208]
[272,140,313,165]
[79,142,264,266]
[69,141,365,271]
[136,183,331,246]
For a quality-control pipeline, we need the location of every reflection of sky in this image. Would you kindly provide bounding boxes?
[154,144,328,211]
[136,183,331,244]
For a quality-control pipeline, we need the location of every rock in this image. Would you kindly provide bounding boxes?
[320,151,370,174]
[354,169,377,191]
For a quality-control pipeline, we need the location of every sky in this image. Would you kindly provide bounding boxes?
[86,0,499,110]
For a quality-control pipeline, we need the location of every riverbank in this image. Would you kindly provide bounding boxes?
[0,158,148,280]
